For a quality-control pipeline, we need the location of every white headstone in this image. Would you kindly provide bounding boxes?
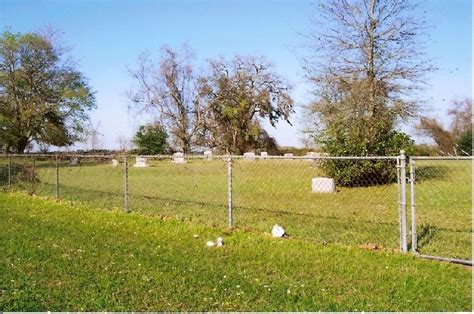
[306,151,320,161]
[204,150,213,160]
[133,156,149,167]
[244,152,256,160]
[312,177,336,193]
[260,151,268,159]
[112,159,119,167]
[283,153,294,160]
[173,152,186,164]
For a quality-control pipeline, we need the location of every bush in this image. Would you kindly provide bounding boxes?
[319,130,413,187]
[133,123,169,155]
[456,129,472,155]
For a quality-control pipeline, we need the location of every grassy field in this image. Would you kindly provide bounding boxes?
[2,156,472,260]
[0,192,471,311]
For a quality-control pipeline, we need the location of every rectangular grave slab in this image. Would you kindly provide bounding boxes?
[312,177,336,193]
[244,152,256,160]
[173,152,186,163]
[134,156,149,167]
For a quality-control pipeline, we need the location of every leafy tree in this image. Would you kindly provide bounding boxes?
[457,129,472,156]
[200,56,293,154]
[129,46,204,153]
[0,30,95,153]
[133,123,169,155]
[303,0,431,185]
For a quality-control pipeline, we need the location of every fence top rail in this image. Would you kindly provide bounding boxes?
[4,153,400,160]
[140,155,399,160]
[410,156,473,160]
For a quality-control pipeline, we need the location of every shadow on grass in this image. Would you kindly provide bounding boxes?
[415,224,439,250]
[415,165,450,182]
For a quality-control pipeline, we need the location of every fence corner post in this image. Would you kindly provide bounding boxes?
[227,155,233,228]
[399,150,408,253]
[7,154,11,190]
[409,157,417,253]
[124,154,129,213]
[55,155,59,199]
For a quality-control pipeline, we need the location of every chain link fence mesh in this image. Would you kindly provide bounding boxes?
[233,157,400,249]
[1,153,471,260]
[127,155,228,226]
[411,158,472,261]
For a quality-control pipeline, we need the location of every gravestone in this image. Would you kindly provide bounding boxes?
[204,150,213,161]
[133,156,149,167]
[172,152,186,164]
[312,177,336,193]
[112,159,119,167]
[306,151,320,161]
[260,151,268,159]
[244,152,256,161]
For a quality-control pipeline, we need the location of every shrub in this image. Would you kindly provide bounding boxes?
[319,130,413,187]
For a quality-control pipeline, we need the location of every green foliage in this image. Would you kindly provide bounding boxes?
[411,144,439,156]
[0,30,95,153]
[456,129,472,156]
[133,123,169,155]
[0,192,471,311]
[318,121,414,186]
[201,56,293,154]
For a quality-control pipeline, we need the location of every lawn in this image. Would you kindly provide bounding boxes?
[2,156,472,260]
[0,192,471,311]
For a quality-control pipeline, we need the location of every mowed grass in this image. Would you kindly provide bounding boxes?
[0,192,471,311]
[5,157,473,260]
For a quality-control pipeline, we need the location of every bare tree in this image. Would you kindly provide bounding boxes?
[129,46,204,153]
[303,0,433,156]
[200,56,293,154]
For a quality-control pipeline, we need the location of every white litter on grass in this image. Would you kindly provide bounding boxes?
[206,237,224,247]
[271,224,286,237]
[206,241,215,247]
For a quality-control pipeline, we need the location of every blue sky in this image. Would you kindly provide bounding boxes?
[0,0,472,149]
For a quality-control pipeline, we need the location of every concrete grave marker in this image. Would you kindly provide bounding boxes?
[133,156,149,167]
[312,177,336,193]
[260,151,268,159]
[204,150,213,160]
[112,159,119,167]
[172,152,186,164]
[244,152,256,160]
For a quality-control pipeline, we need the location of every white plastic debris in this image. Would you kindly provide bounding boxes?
[206,241,215,247]
[271,224,286,237]
[206,237,224,247]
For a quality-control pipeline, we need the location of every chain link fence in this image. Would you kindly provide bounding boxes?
[409,157,472,262]
[1,153,471,263]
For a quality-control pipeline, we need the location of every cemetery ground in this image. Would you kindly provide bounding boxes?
[0,192,471,311]
[5,157,472,260]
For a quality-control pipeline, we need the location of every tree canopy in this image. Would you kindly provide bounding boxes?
[133,122,169,155]
[0,30,95,153]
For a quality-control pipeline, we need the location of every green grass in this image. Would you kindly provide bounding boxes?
[0,192,471,311]
[2,157,472,260]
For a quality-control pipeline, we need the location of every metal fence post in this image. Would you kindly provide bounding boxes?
[399,150,408,253]
[7,154,11,189]
[409,158,417,253]
[55,155,59,199]
[227,155,233,228]
[124,154,129,212]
